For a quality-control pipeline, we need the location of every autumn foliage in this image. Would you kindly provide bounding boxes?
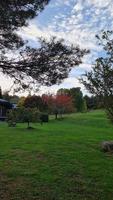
[54,95,74,113]
[42,94,74,114]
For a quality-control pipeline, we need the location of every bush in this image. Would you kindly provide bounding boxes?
[7,107,43,128]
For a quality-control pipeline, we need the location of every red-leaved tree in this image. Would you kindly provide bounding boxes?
[42,94,74,119]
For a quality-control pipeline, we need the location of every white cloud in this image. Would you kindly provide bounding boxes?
[21,0,113,52]
[39,77,85,95]
[0,73,13,92]
[88,0,112,8]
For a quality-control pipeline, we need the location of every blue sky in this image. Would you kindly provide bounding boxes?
[0,0,113,95]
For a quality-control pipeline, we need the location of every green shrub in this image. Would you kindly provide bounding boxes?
[7,107,42,128]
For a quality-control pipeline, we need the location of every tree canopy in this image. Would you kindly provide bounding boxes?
[0,0,89,92]
[0,0,50,50]
[23,95,47,111]
[57,87,87,112]
[81,31,113,122]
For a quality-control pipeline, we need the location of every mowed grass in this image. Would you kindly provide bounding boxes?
[0,110,113,200]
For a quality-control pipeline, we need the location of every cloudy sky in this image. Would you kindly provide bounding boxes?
[0,0,113,95]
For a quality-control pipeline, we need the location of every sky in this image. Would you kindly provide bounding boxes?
[0,0,113,95]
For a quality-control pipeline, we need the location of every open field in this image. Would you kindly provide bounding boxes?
[0,110,113,200]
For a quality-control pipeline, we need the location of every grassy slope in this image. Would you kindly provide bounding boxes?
[0,110,113,200]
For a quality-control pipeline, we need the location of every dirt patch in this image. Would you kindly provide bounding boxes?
[0,173,31,200]
[10,149,47,162]
[36,152,46,161]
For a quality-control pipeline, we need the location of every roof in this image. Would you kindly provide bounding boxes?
[0,99,13,109]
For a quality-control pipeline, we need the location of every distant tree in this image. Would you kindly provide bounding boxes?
[43,94,74,119]
[42,94,55,114]
[81,31,113,122]
[57,87,87,112]
[17,96,26,107]
[9,95,19,104]
[84,95,103,110]
[54,94,74,119]
[42,94,52,112]
[82,99,87,112]
[57,88,70,95]
[84,95,96,110]
[1,90,19,103]
[23,95,47,111]
[69,87,84,112]
[2,91,10,101]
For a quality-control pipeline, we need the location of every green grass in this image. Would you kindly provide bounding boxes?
[0,110,113,200]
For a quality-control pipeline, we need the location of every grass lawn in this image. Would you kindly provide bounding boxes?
[0,110,113,200]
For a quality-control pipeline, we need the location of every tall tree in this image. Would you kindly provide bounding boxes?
[55,94,74,117]
[42,94,74,119]
[81,31,113,122]
[0,1,89,91]
[42,94,55,114]
[57,87,85,112]
[69,87,84,112]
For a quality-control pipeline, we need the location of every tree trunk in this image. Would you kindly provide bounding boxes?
[27,121,30,128]
[55,113,58,120]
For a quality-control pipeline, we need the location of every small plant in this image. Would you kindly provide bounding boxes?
[7,110,17,127]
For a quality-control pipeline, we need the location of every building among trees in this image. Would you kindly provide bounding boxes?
[0,99,12,121]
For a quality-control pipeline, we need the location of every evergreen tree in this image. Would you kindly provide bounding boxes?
[0,1,88,91]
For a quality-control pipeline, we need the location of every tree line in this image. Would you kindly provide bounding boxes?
[0,87,103,118]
